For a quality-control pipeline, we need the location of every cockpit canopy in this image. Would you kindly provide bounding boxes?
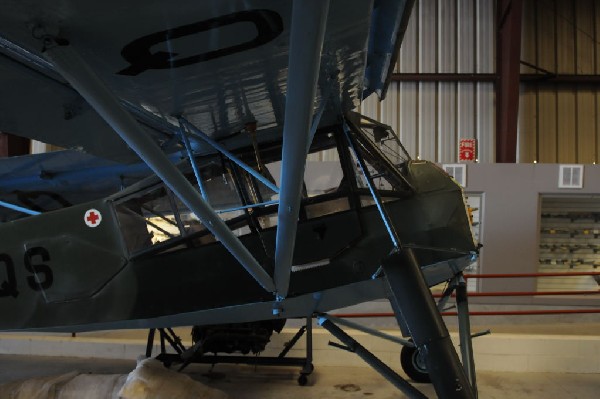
[112,113,414,257]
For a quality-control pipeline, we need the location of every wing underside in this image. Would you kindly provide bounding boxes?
[0,0,412,162]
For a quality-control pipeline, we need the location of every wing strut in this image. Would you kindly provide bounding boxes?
[274,0,330,299]
[42,38,275,293]
[178,117,280,194]
[0,200,41,216]
[177,121,209,201]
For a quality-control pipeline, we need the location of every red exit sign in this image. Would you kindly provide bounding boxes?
[459,139,477,161]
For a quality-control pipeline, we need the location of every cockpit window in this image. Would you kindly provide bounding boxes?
[115,184,183,253]
[305,133,344,197]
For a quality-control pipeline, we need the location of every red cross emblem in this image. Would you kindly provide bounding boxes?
[84,209,102,228]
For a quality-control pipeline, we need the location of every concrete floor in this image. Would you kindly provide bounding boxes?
[0,354,597,398]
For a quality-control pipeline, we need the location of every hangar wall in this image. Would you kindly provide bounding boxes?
[361,0,496,163]
[364,0,600,165]
[519,0,600,164]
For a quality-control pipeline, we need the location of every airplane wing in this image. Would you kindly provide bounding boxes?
[0,0,412,162]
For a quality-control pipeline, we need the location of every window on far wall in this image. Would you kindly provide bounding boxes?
[442,164,466,187]
[558,165,584,189]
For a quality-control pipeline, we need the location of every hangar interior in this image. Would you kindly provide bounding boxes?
[355,0,600,313]
[1,0,599,398]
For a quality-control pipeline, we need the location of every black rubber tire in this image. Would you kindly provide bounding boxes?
[400,344,431,383]
[298,374,308,386]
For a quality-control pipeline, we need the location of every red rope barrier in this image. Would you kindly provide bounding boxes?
[333,309,600,318]
[432,290,600,298]
[440,309,600,316]
[464,271,600,278]
[330,271,600,318]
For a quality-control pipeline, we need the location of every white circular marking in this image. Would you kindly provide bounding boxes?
[84,208,102,228]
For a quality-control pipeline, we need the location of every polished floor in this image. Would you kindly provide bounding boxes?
[0,354,597,398]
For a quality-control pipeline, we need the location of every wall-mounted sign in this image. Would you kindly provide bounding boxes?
[459,138,477,162]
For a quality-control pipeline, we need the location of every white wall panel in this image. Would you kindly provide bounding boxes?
[360,93,380,120]
[475,0,495,73]
[419,82,438,159]
[458,82,476,141]
[398,82,419,157]
[419,0,438,73]
[398,0,419,73]
[438,0,457,73]
[438,82,456,162]
[457,0,476,73]
[476,83,495,162]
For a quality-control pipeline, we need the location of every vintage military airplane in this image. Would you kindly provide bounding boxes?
[0,1,479,398]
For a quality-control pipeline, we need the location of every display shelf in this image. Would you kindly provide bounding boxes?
[538,196,600,292]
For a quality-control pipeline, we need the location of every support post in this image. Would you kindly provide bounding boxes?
[456,275,477,396]
[274,0,330,298]
[383,250,475,399]
[496,0,523,163]
[43,40,275,293]
[303,316,313,376]
[146,328,156,358]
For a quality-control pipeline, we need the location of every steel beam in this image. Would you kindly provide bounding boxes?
[520,74,600,85]
[496,0,523,163]
[392,73,600,85]
[43,40,275,293]
[274,0,330,299]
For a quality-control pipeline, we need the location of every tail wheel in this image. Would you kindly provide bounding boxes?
[400,344,431,383]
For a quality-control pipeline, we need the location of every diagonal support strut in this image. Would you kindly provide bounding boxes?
[274,0,330,299]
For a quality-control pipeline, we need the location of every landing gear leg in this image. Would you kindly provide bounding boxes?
[383,249,475,399]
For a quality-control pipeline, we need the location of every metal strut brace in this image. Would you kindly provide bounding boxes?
[179,117,280,194]
[0,200,41,216]
[321,313,414,347]
[318,315,427,399]
[383,250,475,399]
[274,0,330,299]
[42,38,275,293]
[177,121,208,200]
[343,122,400,248]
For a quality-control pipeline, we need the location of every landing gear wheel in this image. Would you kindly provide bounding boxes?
[298,362,313,386]
[400,344,431,383]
